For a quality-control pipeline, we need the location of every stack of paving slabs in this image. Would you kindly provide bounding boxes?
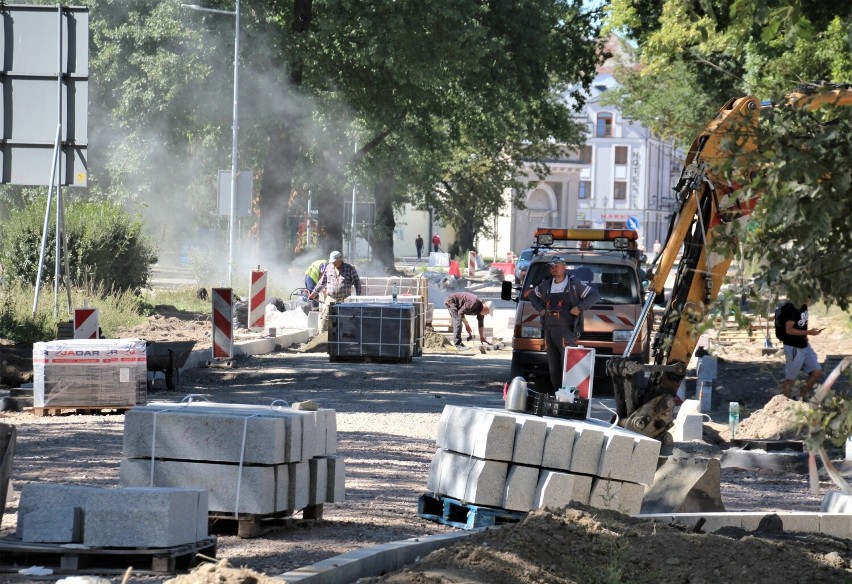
[427,405,662,514]
[329,303,416,361]
[120,401,344,516]
[16,483,208,547]
[32,339,147,407]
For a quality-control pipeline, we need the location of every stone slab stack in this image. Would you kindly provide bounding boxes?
[16,483,208,547]
[427,405,661,514]
[120,401,344,516]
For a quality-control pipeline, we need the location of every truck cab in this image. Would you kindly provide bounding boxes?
[502,228,652,391]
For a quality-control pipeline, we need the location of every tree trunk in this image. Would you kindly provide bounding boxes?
[259,128,296,263]
[256,0,313,263]
[371,172,397,273]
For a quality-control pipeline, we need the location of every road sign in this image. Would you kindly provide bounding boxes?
[626,216,639,230]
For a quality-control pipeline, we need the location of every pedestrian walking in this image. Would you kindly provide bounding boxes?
[415,234,424,259]
[777,295,823,400]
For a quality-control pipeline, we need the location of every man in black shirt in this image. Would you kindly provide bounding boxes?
[777,296,823,400]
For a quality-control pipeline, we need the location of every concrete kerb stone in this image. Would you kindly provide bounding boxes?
[278,530,476,584]
[181,329,311,371]
[636,511,852,540]
[720,448,809,473]
[821,490,852,514]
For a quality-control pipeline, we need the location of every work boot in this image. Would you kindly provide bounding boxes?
[454,342,465,348]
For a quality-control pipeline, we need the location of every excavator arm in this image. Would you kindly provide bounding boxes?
[607,84,852,440]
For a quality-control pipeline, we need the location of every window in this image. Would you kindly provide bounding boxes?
[596,112,613,137]
[578,181,591,200]
[579,145,592,164]
[614,146,628,165]
[613,181,627,200]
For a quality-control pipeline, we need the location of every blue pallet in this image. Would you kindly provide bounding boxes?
[417,493,526,530]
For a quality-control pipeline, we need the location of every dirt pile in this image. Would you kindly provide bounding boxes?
[165,559,279,584]
[735,394,809,440]
[363,506,852,584]
[114,313,212,350]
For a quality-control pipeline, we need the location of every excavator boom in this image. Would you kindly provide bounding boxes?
[608,84,852,440]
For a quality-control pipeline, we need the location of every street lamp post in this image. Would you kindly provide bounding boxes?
[183,1,240,287]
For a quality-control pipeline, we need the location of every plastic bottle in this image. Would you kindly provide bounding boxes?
[729,401,740,440]
[391,282,399,304]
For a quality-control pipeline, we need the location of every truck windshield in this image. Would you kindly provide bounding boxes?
[522,263,640,305]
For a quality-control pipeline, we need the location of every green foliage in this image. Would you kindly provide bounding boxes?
[604,1,852,146]
[0,198,157,293]
[725,105,852,309]
[0,282,57,344]
[804,391,852,450]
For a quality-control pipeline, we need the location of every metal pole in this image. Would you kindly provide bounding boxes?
[306,192,312,250]
[350,184,356,261]
[53,4,63,317]
[227,0,240,287]
[32,126,61,317]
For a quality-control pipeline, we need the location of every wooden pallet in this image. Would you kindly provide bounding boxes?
[417,493,526,530]
[208,504,324,538]
[0,536,216,575]
[328,354,413,364]
[27,405,132,417]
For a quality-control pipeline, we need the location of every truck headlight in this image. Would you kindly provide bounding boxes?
[521,326,543,339]
[612,330,632,342]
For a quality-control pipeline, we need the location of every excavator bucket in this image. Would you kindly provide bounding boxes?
[640,446,725,514]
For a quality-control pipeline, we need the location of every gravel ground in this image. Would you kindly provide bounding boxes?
[0,319,849,582]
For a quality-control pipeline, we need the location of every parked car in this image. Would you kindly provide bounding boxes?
[513,248,534,284]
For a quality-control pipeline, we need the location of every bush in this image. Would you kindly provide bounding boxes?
[0,198,157,292]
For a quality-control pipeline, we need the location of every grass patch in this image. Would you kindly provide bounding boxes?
[0,282,152,344]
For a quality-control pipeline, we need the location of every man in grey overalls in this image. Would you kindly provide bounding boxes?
[530,258,600,392]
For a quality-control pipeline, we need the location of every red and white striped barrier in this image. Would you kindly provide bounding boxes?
[467,251,477,277]
[73,307,99,339]
[212,288,234,359]
[562,346,595,401]
[249,268,267,332]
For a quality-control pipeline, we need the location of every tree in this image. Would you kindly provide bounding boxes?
[31,0,604,275]
[604,1,852,147]
[603,2,852,308]
[727,103,852,309]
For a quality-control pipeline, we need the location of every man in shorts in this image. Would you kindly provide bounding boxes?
[777,295,823,400]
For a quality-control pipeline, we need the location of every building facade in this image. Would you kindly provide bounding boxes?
[479,72,683,259]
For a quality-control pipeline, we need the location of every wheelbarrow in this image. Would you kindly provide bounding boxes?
[146,340,196,390]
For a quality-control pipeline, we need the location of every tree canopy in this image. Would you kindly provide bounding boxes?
[603,1,852,308]
[4,0,605,276]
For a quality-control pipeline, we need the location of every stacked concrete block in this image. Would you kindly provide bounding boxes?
[436,406,516,461]
[428,406,661,515]
[120,401,344,516]
[426,449,508,507]
[17,483,207,547]
[534,471,592,508]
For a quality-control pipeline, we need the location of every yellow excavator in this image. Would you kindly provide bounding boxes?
[607,84,852,441]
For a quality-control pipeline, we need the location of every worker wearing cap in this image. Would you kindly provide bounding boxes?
[444,291,493,348]
[309,251,362,334]
[530,258,600,392]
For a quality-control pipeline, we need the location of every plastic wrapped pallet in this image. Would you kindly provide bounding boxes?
[329,303,416,361]
[32,339,147,407]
